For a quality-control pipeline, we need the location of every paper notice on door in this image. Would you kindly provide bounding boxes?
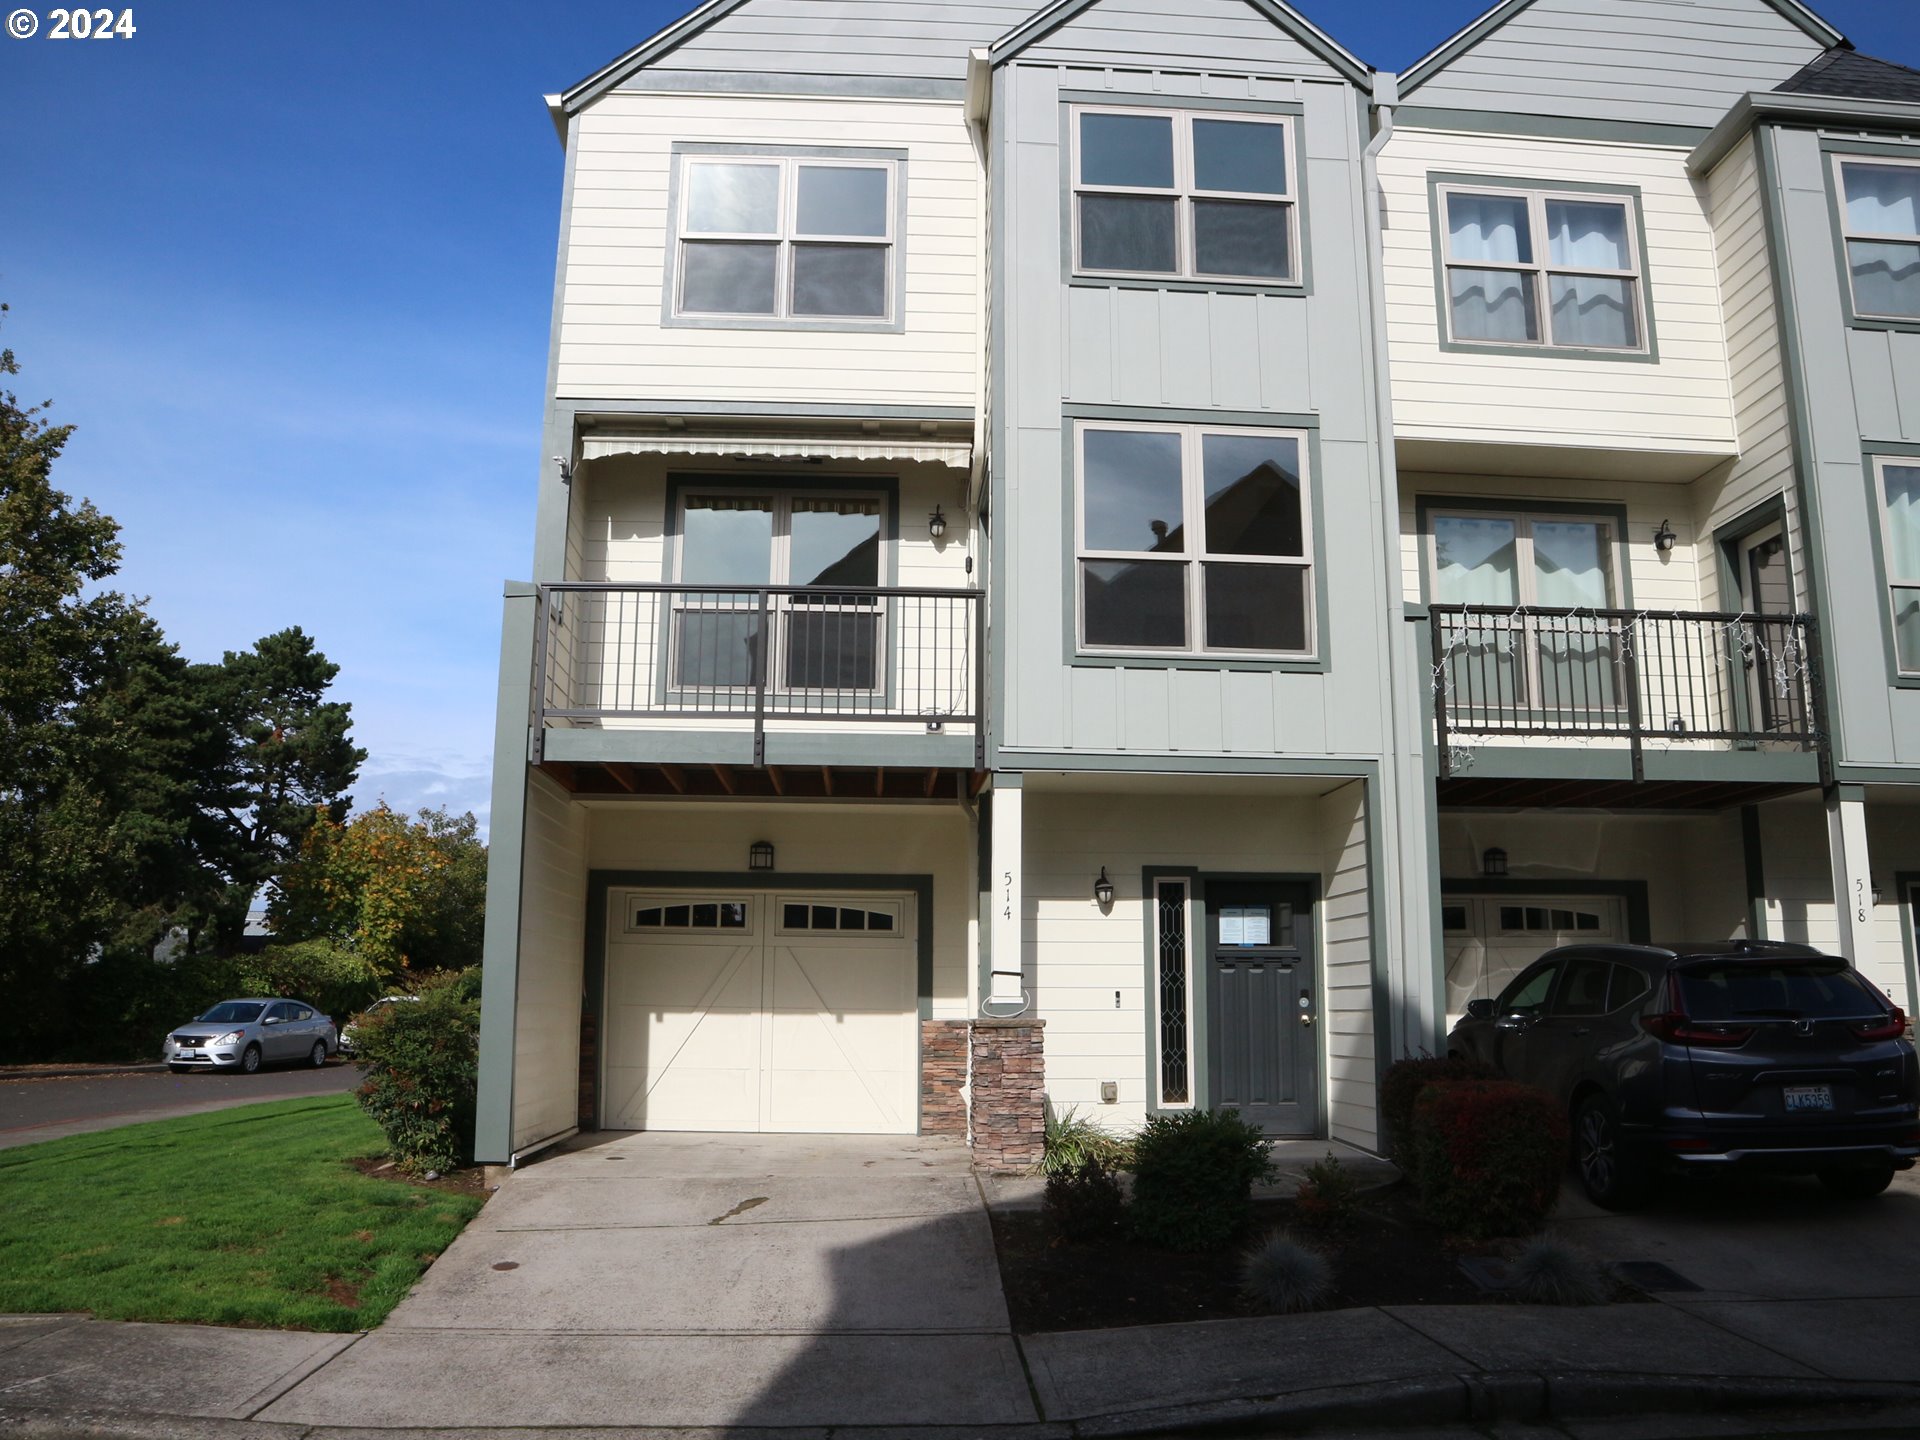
[1220,906,1271,946]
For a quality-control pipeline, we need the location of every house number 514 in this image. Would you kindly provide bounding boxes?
[1002,870,1012,921]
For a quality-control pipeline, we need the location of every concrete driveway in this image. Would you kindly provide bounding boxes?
[259,1131,1036,1430]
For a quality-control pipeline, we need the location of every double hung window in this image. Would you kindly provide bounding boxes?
[1876,459,1920,674]
[1438,183,1646,352]
[674,488,886,691]
[674,155,896,322]
[1075,422,1313,658]
[1072,108,1299,284]
[1834,156,1920,320]
[1428,508,1619,711]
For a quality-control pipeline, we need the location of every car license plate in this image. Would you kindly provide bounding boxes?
[1784,1084,1833,1112]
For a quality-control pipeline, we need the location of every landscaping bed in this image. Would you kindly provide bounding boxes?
[991,1183,1485,1332]
[0,1094,486,1331]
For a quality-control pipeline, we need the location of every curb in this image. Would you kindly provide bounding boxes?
[0,1065,167,1082]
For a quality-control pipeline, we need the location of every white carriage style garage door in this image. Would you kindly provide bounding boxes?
[1442,893,1627,1026]
[602,889,919,1134]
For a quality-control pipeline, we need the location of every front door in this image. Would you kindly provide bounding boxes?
[1733,524,1803,735]
[1206,881,1317,1135]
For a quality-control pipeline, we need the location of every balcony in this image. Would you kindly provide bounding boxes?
[1427,604,1827,807]
[532,582,983,797]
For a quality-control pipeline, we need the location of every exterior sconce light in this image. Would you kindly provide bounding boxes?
[928,505,948,540]
[553,455,574,486]
[1482,847,1508,878]
[748,840,775,871]
[1653,519,1677,553]
[1093,866,1115,907]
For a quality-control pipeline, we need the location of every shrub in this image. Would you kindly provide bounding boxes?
[1128,1108,1275,1251]
[1041,1103,1133,1176]
[1505,1237,1609,1306]
[1292,1151,1361,1232]
[1240,1232,1334,1313]
[351,968,480,1173]
[1410,1079,1567,1240]
[1043,1158,1125,1243]
[1379,1054,1496,1165]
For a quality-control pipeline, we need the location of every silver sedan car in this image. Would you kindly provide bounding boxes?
[165,998,337,1075]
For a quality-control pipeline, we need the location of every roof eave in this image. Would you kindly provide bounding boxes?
[556,0,753,117]
[1690,90,1920,177]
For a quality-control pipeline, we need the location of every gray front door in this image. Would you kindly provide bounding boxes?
[1206,881,1317,1135]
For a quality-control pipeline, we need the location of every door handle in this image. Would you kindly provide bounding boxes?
[1300,1012,1315,1027]
[1572,1027,1592,1037]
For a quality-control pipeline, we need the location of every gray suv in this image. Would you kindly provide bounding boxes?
[1448,941,1919,1208]
[165,998,337,1075]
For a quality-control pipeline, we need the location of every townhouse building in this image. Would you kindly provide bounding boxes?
[473,0,1920,1168]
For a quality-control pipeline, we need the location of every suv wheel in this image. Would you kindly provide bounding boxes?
[1575,1095,1650,1210]
[1817,1164,1895,1200]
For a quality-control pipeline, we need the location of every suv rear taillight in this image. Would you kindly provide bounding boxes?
[1641,1012,1754,1047]
[1853,1007,1908,1042]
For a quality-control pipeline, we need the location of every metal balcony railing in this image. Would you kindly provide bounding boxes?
[1428,605,1825,781]
[534,582,984,767]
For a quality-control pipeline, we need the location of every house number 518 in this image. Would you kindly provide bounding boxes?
[1857,877,1869,925]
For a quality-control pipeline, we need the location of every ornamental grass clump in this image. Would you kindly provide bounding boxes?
[350,968,480,1174]
[1128,1107,1275,1251]
[1240,1232,1334,1314]
[1504,1237,1610,1306]
[1040,1103,1133,1175]
[1410,1079,1567,1240]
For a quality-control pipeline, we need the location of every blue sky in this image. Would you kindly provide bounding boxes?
[4,0,1916,831]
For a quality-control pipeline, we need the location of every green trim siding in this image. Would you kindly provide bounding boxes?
[1711,495,1796,738]
[1820,139,1920,337]
[1895,869,1920,1015]
[1858,444,1920,691]
[1423,171,1661,365]
[1394,107,1709,148]
[995,750,1377,777]
[1440,877,1653,946]
[1742,804,1768,941]
[568,399,977,422]
[535,114,584,585]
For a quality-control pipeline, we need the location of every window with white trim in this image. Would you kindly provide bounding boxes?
[1834,155,1920,320]
[1071,107,1299,284]
[1075,422,1313,658]
[673,155,897,322]
[776,900,901,934]
[626,898,751,932]
[1875,458,1920,674]
[1437,183,1647,352]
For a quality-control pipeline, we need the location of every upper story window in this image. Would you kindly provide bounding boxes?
[670,151,900,327]
[1071,108,1299,286]
[1074,422,1313,659]
[1875,458,1920,674]
[1834,156,1920,321]
[1427,509,1618,611]
[1437,183,1647,353]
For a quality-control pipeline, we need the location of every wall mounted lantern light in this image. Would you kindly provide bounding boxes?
[1093,866,1115,907]
[1653,519,1677,553]
[1482,847,1508,878]
[928,505,948,540]
[749,840,775,871]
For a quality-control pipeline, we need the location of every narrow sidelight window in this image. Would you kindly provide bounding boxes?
[1155,880,1191,1105]
[1438,183,1646,352]
[1072,107,1299,285]
[1835,156,1920,320]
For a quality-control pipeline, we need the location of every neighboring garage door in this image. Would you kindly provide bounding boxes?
[1442,894,1626,1026]
[602,890,919,1134]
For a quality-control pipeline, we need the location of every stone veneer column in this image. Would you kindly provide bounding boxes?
[968,1019,1046,1172]
[919,1019,971,1137]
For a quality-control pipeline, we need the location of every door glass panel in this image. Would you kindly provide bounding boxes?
[1554,959,1611,1017]
[783,903,809,928]
[1192,119,1287,194]
[1547,273,1638,348]
[795,165,888,237]
[691,904,718,927]
[1545,200,1629,269]
[789,498,880,587]
[1434,515,1521,709]
[810,905,839,930]
[1201,434,1302,556]
[1079,195,1178,273]
[1449,267,1540,343]
[719,903,748,928]
[1083,430,1184,552]
[1498,963,1557,1015]
[1083,560,1185,647]
[685,162,781,233]
[1191,200,1290,279]
[1533,521,1615,710]
[1219,905,1272,946]
[1448,192,1533,262]
[1079,112,1175,188]
[1202,563,1307,652]
[681,496,774,584]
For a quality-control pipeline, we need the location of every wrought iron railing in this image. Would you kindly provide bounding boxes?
[534,582,983,767]
[1427,604,1824,781]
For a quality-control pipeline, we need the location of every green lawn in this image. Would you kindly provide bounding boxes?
[0,1095,485,1331]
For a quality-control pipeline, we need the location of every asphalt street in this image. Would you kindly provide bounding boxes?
[0,1062,361,1151]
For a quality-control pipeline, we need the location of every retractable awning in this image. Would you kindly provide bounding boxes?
[580,432,973,469]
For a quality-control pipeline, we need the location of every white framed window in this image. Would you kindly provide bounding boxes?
[1071,107,1300,285]
[625,896,753,933]
[1437,183,1647,352]
[775,898,903,935]
[1074,422,1314,659]
[1833,155,1920,321]
[1874,457,1920,674]
[672,487,887,692]
[673,155,897,322]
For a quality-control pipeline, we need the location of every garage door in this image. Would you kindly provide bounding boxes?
[1442,894,1625,1026]
[601,890,919,1134]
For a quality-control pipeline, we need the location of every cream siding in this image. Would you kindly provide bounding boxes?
[558,91,980,408]
[1318,781,1376,1150]
[1381,126,1738,461]
[512,771,591,1153]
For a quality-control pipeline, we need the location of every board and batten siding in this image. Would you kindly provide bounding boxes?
[1696,133,1806,614]
[997,58,1392,761]
[1401,0,1825,130]
[1015,0,1341,79]
[633,0,1036,84]
[513,771,591,1153]
[1380,127,1738,460]
[558,91,979,408]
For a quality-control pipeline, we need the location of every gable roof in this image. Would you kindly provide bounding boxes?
[1399,0,1846,97]
[1778,47,1920,105]
[988,0,1371,87]
[559,0,750,114]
